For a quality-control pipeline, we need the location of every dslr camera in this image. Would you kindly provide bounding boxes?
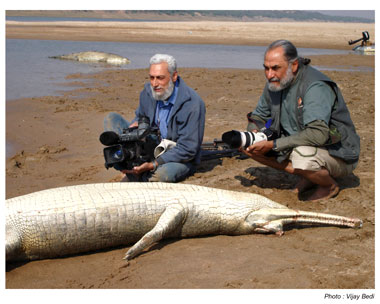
[99,116,160,171]
[222,128,277,149]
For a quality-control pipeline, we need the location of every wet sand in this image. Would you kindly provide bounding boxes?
[5,21,375,290]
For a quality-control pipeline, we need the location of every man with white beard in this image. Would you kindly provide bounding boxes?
[104,54,205,182]
[242,40,360,202]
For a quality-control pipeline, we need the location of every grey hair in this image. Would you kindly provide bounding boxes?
[149,54,177,75]
[264,40,298,63]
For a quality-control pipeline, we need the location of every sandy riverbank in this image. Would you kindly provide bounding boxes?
[5,21,375,289]
[6,20,375,49]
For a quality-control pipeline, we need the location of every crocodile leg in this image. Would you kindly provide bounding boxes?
[124,202,187,260]
[254,219,286,235]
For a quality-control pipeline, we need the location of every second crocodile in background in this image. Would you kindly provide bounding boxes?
[49,51,131,65]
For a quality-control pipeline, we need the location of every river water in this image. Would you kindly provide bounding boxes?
[6,38,352,101]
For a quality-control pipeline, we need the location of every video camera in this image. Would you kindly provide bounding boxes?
[99,116,160,171]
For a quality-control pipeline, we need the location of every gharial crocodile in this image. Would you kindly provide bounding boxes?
[49,51,130,65]
[6,182,362,262]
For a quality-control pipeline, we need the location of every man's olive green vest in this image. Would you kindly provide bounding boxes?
[263,62,360,164]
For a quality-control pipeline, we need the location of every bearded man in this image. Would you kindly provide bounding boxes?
[104,54,205,182]
[242,40,360,202]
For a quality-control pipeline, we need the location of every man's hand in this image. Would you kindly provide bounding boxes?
[129,121,138,128]
[241,140,274,157]
[122,162,154,175]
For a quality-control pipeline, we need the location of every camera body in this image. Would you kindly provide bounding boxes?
[222,128,277,149]
[100,116,160,171]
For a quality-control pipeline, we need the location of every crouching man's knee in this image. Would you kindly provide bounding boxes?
[289,146,355,178]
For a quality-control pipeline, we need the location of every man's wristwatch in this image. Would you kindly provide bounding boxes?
[152,160,158,172]
[272,139,279,152]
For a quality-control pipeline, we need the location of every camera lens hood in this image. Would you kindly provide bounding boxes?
[99,131,120,146]
[222,130,243,149]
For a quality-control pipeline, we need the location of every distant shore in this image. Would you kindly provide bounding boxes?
[6,20,375,50]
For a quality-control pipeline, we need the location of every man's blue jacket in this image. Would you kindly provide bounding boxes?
[134,76,206,165]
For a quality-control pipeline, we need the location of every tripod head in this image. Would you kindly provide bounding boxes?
[348,31,370,45]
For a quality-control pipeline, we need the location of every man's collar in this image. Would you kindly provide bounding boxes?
[291,65,303,86]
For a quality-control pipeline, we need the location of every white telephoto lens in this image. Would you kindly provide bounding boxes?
[253,132,267,143]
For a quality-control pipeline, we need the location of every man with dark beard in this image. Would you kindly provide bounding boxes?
[242,40,360,202]
[104,54,205,182]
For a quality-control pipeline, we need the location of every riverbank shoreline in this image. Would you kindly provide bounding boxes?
[6,20,375,50]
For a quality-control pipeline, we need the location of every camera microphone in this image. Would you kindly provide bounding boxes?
[99,131,120,146]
